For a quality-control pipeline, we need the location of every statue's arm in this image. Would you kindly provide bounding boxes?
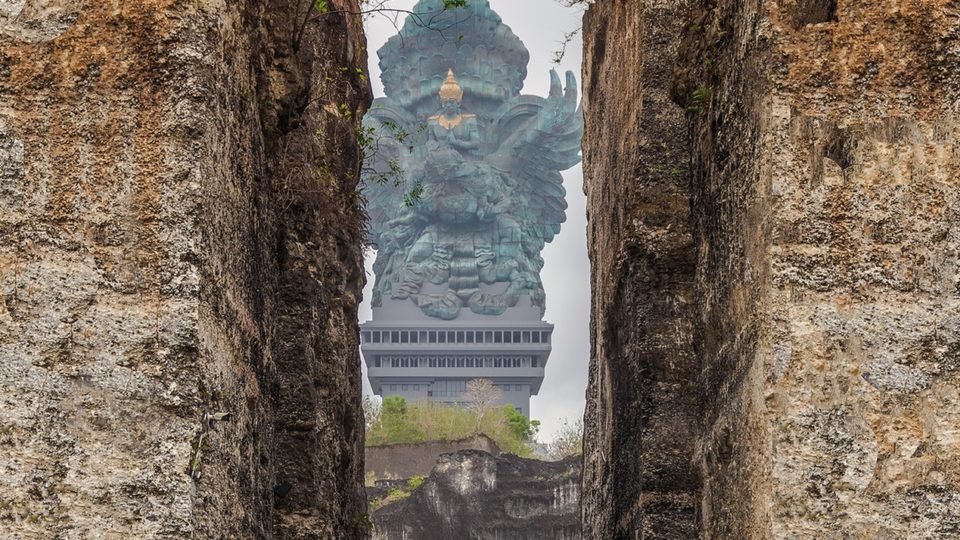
[450,117,481,151]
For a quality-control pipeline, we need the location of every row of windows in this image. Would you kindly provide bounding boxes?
[386,383,527,394]
[362,329,551,345]
[374,356,538,369]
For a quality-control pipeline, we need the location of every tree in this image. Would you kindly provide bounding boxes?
[504,404,540,441]
[295,0,470,52]
[463,379,502,432]
[547,416,583,461]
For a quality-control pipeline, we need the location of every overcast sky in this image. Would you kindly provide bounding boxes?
[359,0,589,442]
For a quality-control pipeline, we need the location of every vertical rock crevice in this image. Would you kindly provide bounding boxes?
[581,1,701,538]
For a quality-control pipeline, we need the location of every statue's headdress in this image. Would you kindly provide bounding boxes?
[377,0,529,117]
[439,69,464,102]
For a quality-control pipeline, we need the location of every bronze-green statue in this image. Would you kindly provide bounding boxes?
[364,0,583,321]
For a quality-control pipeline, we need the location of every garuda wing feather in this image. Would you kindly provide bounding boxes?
[486,70,583,265]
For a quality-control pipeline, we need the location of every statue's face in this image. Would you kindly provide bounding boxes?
[441,98,460,115]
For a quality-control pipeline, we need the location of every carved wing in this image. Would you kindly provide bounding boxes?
[486,70,583,261]
[361,97,422,248]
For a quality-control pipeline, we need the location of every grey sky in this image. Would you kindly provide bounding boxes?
[358,0,588,442]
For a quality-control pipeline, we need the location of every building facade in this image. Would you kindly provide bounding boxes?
[362,299,553,416]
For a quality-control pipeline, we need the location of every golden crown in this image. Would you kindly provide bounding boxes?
[438,69,464,102]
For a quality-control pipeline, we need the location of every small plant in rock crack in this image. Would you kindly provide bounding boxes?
[689,84,714,115]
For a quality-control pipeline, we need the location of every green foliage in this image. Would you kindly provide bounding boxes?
[387,487,410,500]
[313,0,329,13]
[407,475,426,490]
[365,397,538,457]
[443,0,468,7]
[504,404,540,441]
[358,119,425,206]
[689,84,714,115]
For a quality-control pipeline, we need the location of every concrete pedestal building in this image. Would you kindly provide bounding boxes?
[360,0,582,418]
[361,299,552,416]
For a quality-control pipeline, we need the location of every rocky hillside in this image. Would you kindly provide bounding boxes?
[582,0,959,538]
[0,0,370,537]
[372,450,581,540]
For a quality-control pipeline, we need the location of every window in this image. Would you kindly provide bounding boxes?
[447,331,455,343]
[495,331,503,343]
[532,359,538,368]
[374,358,381,368]
[466,331,474,343]
[504,332,512,344]
[476,332,484,344]
[390,384,397,390]
[373,332,382,343]
[495,358,502,368]
[532,332,540,343]
[485,331,493,343]
[457,331,465,343]
[429,331,437,343]
[429,358,437,368]
[438,332,447,344]
[402,384,408,391]
[410,332,419,343]
[513,331,521,343]
[515,384,522,391]
[391,331,399,343]
[414,385,420,391]
[457,358,465,368]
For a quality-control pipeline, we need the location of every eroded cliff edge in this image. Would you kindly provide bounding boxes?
[371,450,581,540]
[0,0,371,537]
[582,0,959,538]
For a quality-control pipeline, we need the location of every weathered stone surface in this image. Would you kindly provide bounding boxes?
[582,0,959,538]
[0,0,371,537]
[673,1,960,537]
[372,450,581,540]
[580,1,701,538]
[366,434,500,481]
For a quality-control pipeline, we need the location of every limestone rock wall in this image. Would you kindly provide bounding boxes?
[372,450,581,540]
[0,0,371,538]
[580,1,701,538]
[582,0,959,538]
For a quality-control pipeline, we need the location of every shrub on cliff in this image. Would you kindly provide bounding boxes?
[364,396,538,456]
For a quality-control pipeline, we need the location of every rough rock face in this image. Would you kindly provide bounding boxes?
[366,435,501,481]
[583,0,959,538]
[580,1,701,538]
[0,1,371,538]
[372,450,581,540]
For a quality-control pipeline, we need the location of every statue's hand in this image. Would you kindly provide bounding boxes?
[540,69,579,132]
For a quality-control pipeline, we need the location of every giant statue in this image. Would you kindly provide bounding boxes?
[363,0,583,321]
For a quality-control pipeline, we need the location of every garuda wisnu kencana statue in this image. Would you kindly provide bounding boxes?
[363,0,583,321]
